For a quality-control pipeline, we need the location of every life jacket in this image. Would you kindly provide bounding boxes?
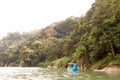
[70,63,77,72]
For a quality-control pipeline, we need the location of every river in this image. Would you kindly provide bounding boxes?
[0,67,120,80]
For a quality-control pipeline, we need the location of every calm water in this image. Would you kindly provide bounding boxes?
[0,67,120,80]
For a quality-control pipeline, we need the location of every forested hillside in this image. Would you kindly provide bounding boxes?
[0,17,79,67]
[0,0,120,69]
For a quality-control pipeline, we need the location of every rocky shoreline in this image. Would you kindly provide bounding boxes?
[94,64,120,73]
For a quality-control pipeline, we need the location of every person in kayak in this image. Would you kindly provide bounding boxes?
[67,63,78,72]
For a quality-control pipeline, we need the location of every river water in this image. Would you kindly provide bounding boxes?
[0,67,120,80]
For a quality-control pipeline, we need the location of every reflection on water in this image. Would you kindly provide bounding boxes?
[0,67,120,80]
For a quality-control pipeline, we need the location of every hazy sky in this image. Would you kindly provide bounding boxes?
[0,0,95,38]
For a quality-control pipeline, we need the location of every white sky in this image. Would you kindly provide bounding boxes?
[0,0,95,38]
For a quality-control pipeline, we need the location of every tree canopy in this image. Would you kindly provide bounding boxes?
[0,0,120,69]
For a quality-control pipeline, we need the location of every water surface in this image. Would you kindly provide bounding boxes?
[0,67,120,80]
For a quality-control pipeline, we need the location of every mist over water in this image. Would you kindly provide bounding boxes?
[0,67,119,80]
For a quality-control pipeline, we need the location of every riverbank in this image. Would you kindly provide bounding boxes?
[94,64,120,74]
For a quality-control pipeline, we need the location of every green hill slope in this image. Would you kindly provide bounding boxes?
[0,0,120,69]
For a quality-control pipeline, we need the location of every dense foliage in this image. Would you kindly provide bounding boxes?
[0,0,120,69]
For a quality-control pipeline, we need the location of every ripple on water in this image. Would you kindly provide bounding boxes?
[0,67,120,80]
